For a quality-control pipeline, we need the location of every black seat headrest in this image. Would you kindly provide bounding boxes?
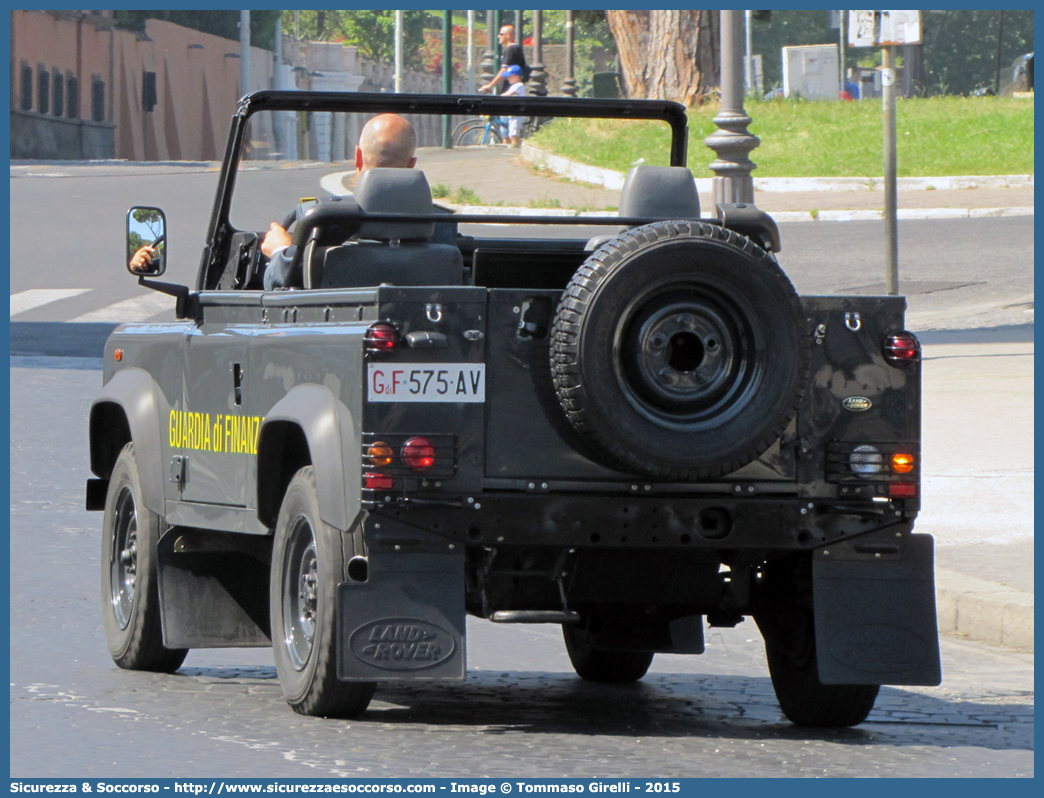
[354,168,435,241]
[618,165,700,220]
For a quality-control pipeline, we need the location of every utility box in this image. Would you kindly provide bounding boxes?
[782,44,839,100]
[745,54,764,97]
[592,71,624,99]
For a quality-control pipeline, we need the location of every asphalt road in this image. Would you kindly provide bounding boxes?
[7,361,1036,776]
[9,163,1034,333]
[8,164,1035,778]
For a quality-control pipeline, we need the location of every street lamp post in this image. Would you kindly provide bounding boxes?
[704,9,760,206]
[480,10,496,88]
[882,44,898,294]
[529,10,548,96]
[442,11,452,147]
[562,10,577,97]
[239,10,250,98]
[394,10,403,93]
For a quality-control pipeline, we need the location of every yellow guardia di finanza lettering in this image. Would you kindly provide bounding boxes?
[168,410,264,454]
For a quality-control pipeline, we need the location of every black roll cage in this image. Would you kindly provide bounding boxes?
[197,91,690,291]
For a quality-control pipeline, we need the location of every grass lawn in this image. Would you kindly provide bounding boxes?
[529,95,1034,178]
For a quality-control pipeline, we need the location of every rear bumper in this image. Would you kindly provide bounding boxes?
[372,492,915,552]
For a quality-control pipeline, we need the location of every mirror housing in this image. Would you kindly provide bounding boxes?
[127,206,167,276]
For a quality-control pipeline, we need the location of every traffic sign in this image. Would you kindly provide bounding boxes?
[848,10,922,47]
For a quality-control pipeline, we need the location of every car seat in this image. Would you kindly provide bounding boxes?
[316,169,464,288]
[585,165,701,251]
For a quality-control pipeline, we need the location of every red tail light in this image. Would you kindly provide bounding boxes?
[402,437,436,472]
[883,331,920,367]
[889,483,917,498]
[364,473,394,491]
[365,322,400,355]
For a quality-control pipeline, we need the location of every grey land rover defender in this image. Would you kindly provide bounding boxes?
[88,91,940,727]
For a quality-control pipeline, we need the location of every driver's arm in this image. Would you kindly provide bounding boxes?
[261,222,292,258]
[261,223,295,290]
[129,245,155,272]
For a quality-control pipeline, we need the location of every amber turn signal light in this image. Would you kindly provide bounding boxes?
[367,441,394,467]
[891,452,915,473]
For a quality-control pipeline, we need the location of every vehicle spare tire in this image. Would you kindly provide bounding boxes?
[550,221,808,480]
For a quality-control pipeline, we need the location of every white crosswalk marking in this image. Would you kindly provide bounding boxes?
[10,288,91,317]
[70,293,177,323]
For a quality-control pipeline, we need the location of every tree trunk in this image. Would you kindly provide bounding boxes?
[606,10,720,105]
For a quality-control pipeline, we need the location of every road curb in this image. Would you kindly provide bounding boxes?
[522,144,1035,194]
[772,206,1034,222]
[935,568,1034,652]
[448,204,1034,222]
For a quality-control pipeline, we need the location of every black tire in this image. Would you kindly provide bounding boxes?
[451,117,484,143]
[101,443,188,673]
[550,221,809,480]
[455,120,502,147]
[756,611,879,727]
[270,467,375,718]
[563,625,654,683]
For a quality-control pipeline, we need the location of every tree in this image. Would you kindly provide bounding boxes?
[131,208,164,242]
[115,10,282,48]
[920,10,1034,95]
[749,10,837,92]
[283,10,434,69]
[605,10,719,105]
[750,10,1035,97]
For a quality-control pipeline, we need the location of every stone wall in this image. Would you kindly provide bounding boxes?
[10,110,115,161]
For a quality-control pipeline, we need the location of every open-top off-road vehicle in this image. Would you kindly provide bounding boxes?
[89,91,940,727]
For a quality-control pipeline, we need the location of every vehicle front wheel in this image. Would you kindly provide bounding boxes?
[563,625,654,683]
[101,443,188,672]
[270,467,375,717]
[756,610,879,727]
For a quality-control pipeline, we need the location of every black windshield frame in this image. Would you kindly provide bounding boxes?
[198,91,690,291]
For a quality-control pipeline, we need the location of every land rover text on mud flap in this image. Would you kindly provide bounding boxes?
[88,91,940,727]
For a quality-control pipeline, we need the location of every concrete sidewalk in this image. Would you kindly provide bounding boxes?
[918,338,1034,652]
[410,144,1034,223]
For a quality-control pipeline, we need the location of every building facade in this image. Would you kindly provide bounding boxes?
[11,10,470,162]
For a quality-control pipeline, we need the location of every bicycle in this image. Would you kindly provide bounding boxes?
[452,115,508,147]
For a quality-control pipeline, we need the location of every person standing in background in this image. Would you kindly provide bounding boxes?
[478,24,529,94]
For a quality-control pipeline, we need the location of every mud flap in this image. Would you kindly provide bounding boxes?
[813,531,941,686]
[337,545,466,681]
[156,528,271,648]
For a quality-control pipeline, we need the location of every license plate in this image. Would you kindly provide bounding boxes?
[367,363,485,403]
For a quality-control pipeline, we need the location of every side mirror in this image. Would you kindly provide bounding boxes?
[127,206,167,276]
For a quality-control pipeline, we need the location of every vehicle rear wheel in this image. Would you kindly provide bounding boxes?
[756,610,879,727]
[551,221,808,480]
[101,443,188,672]
[562,625,654,683]
[271,466,375,717]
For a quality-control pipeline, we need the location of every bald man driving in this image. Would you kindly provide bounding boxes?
[261,113,419,290]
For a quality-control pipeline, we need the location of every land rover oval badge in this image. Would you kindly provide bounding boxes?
[350,618,456,671]
[842,396,873,412]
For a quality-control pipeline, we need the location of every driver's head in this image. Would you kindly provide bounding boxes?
[355,113,418,172]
